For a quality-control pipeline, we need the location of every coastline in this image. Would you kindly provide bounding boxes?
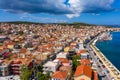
[90,32,120,80]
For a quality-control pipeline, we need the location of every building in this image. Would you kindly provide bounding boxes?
[93,71,98,80]
[64,47,70,52]
[80,59,91,66]
[13,44,21,53]
[92,62,97,70]
[56,52,68,59]
[0,35,7,42]
[76,49,87,56]
[59,66,72,75]
[10,58,33,75]
[51,71,68,80]
[56,58,72,66]
[0,59,11,76]
[6,42,15,50]
[53,44,63,52]
[70,42,77,46]
[18,48,27,58]
[80,52,89,59]
[78,43,84,50]
[74,65,92,80]
[43,60,61,74]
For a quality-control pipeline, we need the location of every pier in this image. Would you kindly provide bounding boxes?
[90,37,120,80]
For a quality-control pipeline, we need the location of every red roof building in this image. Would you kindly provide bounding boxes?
[74,65,92,80]
[81,59,91,65]
[56,58,71,66]
[52,71,68,80]
[93,71,98,80]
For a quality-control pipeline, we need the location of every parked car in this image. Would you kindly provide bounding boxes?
[102,65,106,68]
[111,77,115,80]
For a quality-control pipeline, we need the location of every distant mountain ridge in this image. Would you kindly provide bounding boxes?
[0,21,96,26]
[0,21,41,24]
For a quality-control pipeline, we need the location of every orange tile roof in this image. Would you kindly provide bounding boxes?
[81,59,91,65]
[7,42,15,46]
[79,50,87,53]
[20,48,27,53]
[0,49,3,53]
[55,44,62,47]
[76,50,87,56]
[52,71,68,79]
[35,60,42,64]
[74,65,92,78]
[10,54,18,58]
[0,46,4,50]
[12,60,22,64]
[56,58,69,63]
[59,66,72,73]
[94,71,98,80]
[70,42,77,46]
[3,59,12,65]
[11,58,33,66]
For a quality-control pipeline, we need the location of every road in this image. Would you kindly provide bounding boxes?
[86,33,112,80]
[87,45,110,80]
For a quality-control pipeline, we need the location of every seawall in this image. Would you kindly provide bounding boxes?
[90,33,120,80]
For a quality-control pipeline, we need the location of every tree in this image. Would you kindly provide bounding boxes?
[72,55,81,71]
[18,31,24,35]
[38,65,43,72]
[20,65,33,80]
[37,71,50,80]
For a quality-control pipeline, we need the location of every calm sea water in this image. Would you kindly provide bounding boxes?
[96,32,120,70]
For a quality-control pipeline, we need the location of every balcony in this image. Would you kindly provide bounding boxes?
[11,67,20,70]
[11,64,21,66]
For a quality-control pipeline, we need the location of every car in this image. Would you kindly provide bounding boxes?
[98,65,100,67]
[102,65,106,68]
[9,77,14,80]
[111,77,115,80]
[105,68,109,73]
[99,60,103,64]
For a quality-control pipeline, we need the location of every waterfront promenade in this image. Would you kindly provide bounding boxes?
[90,34,120,80]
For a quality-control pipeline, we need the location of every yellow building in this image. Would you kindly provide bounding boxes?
[7,42,15,49]
[64,47,70,52]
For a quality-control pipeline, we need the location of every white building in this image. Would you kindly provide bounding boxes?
[78,43,84,50]
[0,60,11,76]
[43,60,61,74]
[53,45,63,52]
[81,52,89,59]
[56,52,68,58]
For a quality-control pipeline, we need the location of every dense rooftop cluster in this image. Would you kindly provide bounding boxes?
[0,23,117,80]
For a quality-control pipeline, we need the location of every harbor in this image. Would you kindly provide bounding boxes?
[98,32,112,41]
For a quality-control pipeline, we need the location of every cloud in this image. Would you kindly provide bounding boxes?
[66,13,80,18]
[0,0,72,14]
[0,0,114,18]
[66,0,114,18]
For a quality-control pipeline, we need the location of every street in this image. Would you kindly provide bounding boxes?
[86,33,112,80]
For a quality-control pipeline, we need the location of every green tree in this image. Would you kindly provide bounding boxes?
[37,71,50,80]
[38,65,43,72]
[18,31,24,35]
[72,55,81,71]
[20,65,32,80]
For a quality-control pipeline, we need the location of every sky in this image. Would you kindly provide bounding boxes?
[0,0,120,25]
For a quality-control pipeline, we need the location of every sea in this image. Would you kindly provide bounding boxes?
[96,31,120,71]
